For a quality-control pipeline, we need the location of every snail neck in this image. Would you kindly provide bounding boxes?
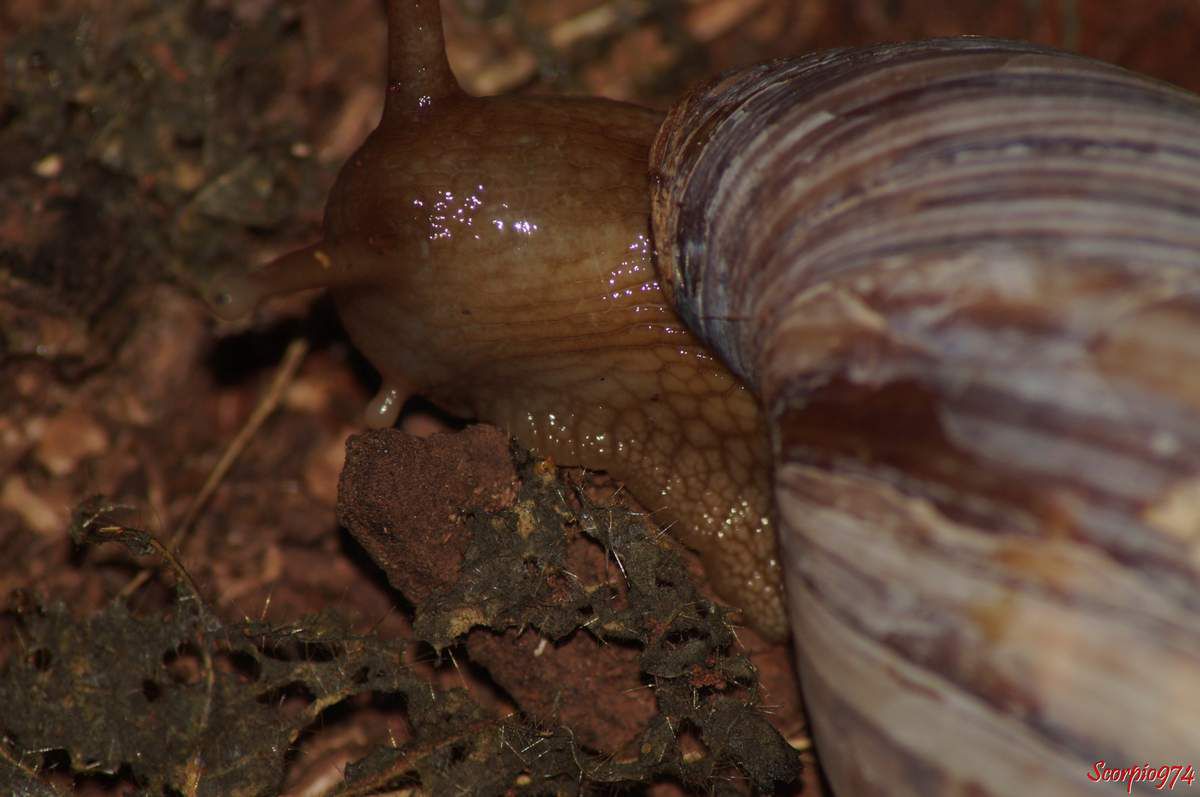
[353,235,786,638]
[470,309,785,639]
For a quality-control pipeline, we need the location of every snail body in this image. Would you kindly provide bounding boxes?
[207,3,1200,794]
[212,0,786,637]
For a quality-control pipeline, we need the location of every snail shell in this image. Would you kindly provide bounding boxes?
[651,37,1200,796]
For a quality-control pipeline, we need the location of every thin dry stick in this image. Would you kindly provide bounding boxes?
[120,337,310,599]
[0,742,68,796]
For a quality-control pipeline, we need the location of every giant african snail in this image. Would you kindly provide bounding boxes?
[206,1,1200,794]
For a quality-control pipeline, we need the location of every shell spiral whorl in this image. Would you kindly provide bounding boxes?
[652,37,1200,796]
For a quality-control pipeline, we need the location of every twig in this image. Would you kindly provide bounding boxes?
[0,740,68,796]
[120,337,309,599]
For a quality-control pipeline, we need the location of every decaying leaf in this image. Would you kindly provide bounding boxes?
[2,436,802,795]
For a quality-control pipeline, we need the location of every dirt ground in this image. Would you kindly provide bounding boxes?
[2,1,1198,794]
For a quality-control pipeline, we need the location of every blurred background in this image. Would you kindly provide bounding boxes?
[438,0,1200,101]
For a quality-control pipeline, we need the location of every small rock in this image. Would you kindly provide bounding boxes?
[34,407,109,476]
[1,475,68,536]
